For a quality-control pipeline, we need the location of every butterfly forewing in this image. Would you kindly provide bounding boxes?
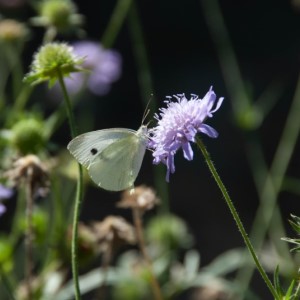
[67,129,136,168]
[88,131,147,191]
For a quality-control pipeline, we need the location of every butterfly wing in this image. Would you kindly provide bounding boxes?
[67,128,136,168]
[88,130,147,191]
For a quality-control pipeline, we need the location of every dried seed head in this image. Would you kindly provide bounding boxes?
[117,185,159,213]
[91,216,137,254]
[5,154,49,197]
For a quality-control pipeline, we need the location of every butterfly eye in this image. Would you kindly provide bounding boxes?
[90,148,98,155]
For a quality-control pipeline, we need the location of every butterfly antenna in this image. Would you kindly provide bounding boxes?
[141,94,153,125]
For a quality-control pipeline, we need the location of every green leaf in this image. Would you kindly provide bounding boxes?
[273,266,283,297]
[285,279,295,299]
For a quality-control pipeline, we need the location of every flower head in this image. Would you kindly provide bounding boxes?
[5,155,49,198]
[149,86,224,181]
[52,40,121,96]
[0,19,28,44]
[24,42,84,87]
[117,185,159,213]
[11,116,46,154]
[31,0,83,35]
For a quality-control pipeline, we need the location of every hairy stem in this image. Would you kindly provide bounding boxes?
[196,137,279,300]
[57,71,84,300]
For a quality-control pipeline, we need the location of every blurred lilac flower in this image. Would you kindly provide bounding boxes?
[0,0,26,8]
[149,87,224,181]
[54,40,121,96]
[0,185,13,217]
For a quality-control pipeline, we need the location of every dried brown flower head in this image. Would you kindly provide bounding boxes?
[5,154,49,197]
[191,281,232,300]
[91,216,137,254]
[117,185,159,213]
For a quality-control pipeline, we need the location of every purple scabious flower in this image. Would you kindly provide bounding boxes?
[65,40,121,95]
[149,86,224,181]
[0,185,13,217]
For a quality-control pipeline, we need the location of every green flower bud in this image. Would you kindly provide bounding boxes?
[11,118,45,154]
[236,106,263,130]
[32,0,83,34]
[24,42,84,86]
[145,214,194,251]
[0,19,28,44]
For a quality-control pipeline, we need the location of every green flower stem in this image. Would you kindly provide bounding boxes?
[24,177,34,300]
[237,74,300,291]
[128,1,169,213]
[200,0,250,116]
[132,206,163,300]
[101,0,133,48]
[57,70,84,300]
[13,84,33,114]
[0,265,16,300]
[195,137,279,300]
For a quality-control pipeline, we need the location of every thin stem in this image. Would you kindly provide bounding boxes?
[101,0,133,48]
[237,75,300,291]
[13,84,33,115]
[195,137,279,300]
[57,70,78,138]
[96,246,112,300]
[200,0,250,115]
[0,265,17,300]
[57,71,84,300]
[25,177,34,300]
[127,1,169,212]
[294,276,300,298]
[132,206,163,300]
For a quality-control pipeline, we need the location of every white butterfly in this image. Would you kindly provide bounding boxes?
[67,125,148,191]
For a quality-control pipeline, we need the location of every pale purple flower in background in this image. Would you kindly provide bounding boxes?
[0,185,13,217]
[0,0,26,8]
[53,40,122,96]
[149,87,224,181]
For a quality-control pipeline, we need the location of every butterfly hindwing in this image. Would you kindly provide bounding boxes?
[88,132,147,191]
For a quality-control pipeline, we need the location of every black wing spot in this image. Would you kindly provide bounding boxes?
[90,148,98,155]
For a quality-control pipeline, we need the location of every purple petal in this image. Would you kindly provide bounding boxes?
[0,185,13,200]
[167,154,175,174]
[199,124,219,138]
[202,87,216,112]
[211,97,224,114]
[166,169,170,182]
[182,142,194,161]
[0,204,6,216]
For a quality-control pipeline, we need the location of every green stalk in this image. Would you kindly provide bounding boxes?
[196,137,279,300]
[237,73,300,292]
[0,265,16,300]
[57,70,84,300]
[101,0,133,48]
[128,1,169,212]
[200,0,250,116]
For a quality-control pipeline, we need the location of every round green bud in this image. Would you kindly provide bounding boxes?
[146,214,194,251]
[11,118,45,154]
[40,0,77,31]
